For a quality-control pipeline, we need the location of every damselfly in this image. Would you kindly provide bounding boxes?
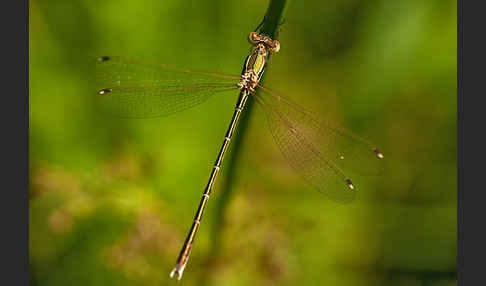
[95,31,384,280]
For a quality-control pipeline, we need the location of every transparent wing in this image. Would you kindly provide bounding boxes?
[94,56,240,118]
[255,86,384,203]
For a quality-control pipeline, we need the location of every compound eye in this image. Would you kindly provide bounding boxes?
[248,32,260,45]
[272,41,280,53]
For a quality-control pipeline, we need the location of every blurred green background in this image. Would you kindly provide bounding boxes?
[29,0,456,285]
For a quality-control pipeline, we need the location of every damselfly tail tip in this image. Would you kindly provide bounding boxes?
[98,88,112,95]
[170,264,186,281]
[97,56,110,62]
[345,178,355,190]
[372,148,384,159]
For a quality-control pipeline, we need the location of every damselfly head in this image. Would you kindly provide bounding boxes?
[248,32,280,53]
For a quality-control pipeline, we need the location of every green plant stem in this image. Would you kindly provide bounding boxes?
[209,0,289,262]
[259,0,288,39]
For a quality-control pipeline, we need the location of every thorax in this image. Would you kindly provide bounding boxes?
[237,43,269,93]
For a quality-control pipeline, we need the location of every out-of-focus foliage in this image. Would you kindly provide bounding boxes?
[29,0,456,285]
